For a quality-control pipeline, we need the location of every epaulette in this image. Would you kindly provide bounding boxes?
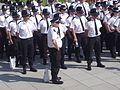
[38,18,44,23]
[17,21,23,25]
[5,15,9,19]
[9,20,14,24]
[72,16,75,20]
[53,29,56,32]
[66,15,70,19]
[87,17,91,22]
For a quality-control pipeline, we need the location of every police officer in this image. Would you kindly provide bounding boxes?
[70,6,88,63]
[86,8,105,71]
[114,15,120,56]
[17,10,37,74]
[7,10,22,67]
[106,7,119,58]
[75,0,90,17]
[66,5,75,60]
[30,6,42,59]
[37,0,44,14]
[54,13,68,69]
[0,5,8,58]
[45,0,56,18]
[37,9,51,65]
[47,15,63,84]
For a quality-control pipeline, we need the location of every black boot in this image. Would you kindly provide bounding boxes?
[97,63,105,68]
[87,63,91,71]
[22,68,26,74]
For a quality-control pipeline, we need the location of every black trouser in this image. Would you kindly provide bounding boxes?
[33,31,42,58]
[61,36,67,66]
[67,31,74,59]
[107,32,118,57]
[21,38,34,69]
[75,33,87,60]
[11,36,22,65]
[116,33,120,55]
[49,48,61,81]
[100,24,108,51]
[41,34,48,63]
[86,36,101,64]
[0,27,8,58]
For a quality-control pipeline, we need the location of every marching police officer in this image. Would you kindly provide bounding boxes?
[70,6,88,63]
[0,5,8,58]
[17,10,37,74]
[38,9,51,65]
[86,8,105,71]
[7,10,22,67]
[47,14,63,84]
[37,0,44,14]
[66,5,75,60]
[30,6,42,57]
[105,7,119,58]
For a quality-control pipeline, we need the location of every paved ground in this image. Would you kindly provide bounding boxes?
[0,49,120,90]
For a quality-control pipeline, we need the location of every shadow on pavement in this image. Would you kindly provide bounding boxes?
[0,73,43,83]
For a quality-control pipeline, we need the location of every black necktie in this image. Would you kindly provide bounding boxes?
[51,5,54,13]
[65,3,68,10]
[94,19,98,35]
[35,15,38,26]
[82,3,87,16]
[46,19,49,30]
[79,17,84,31]
[58,27,61,37]
[40,6,42,11]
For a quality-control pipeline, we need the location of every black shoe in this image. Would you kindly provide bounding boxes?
[111,54,116,58]
[22,69,26,74]
[87,63,91,71]
[97,63,105,68]
[61,66,67,69]
[30,68,37,72]
[52,80,64,84]
[86,67,92,71]
[76,60,81,63]
[50,77,61,81]
[43,60,47,65]
[80,55,83,58]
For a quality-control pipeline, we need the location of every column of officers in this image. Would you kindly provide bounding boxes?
[0,0,120,84]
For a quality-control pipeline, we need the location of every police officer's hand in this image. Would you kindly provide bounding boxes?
[9,39,13,45]
[57,47,60,51]
[74,38,77,42]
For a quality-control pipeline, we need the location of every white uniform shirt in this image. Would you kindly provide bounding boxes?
[17,20,36,39]
[37,5,44,14]
[0,15,7,28]
[59,23,67,39]
[66,15,75,31]
[75,2,90,17]
[60,13,69,24]
[45,4,56,15]
[86,18,102,37]
[47,26,62,48]
[114,18,120,30]
[99,10,109,20]
[8,20,19,36]
[30,14,42,30]
[103,13,111,23]
[37,18,51,34]
[70,15,87,33]
[107,16,119,30]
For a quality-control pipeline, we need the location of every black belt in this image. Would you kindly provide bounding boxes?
[76,33,84,35]
[21,37,33,40]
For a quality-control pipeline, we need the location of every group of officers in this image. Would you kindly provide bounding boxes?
[0,0,120,84]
